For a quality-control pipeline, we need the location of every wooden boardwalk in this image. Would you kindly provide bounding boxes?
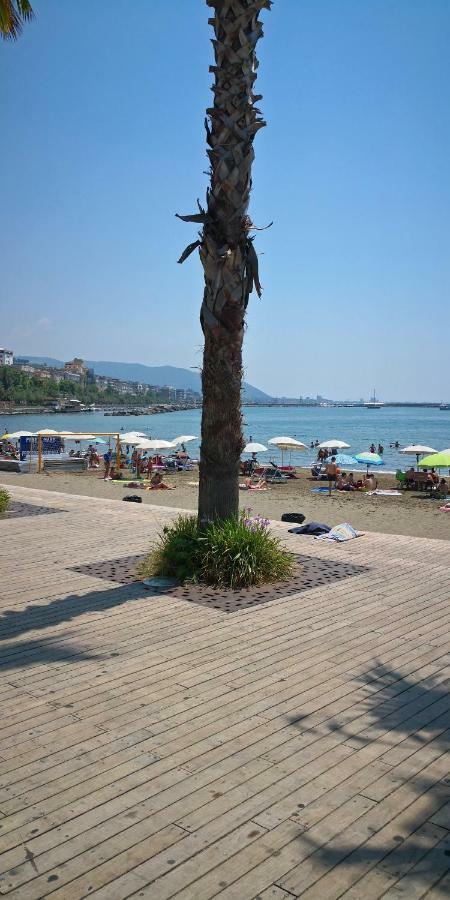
[0,484,449,899]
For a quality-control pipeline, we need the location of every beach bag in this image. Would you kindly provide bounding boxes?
[281,513,306,524]
[122,495,142,503]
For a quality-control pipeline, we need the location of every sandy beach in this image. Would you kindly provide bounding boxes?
[1,467,449,541]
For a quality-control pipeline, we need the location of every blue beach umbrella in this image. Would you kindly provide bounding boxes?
[354,451,385,473]
[333,453,358,467]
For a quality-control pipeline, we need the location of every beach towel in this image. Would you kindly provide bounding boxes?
[310,487,335,494]
[439,503,450,512]
[316,522,364,542]
[366,490,402,497]
[289,522,331,536]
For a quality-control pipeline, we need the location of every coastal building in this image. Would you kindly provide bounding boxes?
[64,357,87,376]
[0,348,13,366]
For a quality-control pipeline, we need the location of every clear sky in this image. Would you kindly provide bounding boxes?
[1,0,449,401]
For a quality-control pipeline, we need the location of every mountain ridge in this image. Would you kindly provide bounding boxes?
[19,357,272,402]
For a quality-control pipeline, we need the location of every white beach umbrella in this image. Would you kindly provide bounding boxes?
[136,439,176,451]
[2,430,35,439]
[268,436,307,466]
[37,428,59,435]
[119,432,147,444]
[318,439,351,450]
[172,435,198,445]
[399,444,437,465]
[268,436,308,450]
[243,442,268,454]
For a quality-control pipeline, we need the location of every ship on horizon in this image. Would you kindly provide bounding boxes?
[364,390,383,409]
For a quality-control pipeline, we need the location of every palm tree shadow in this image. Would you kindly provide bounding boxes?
[280,662,450,895]
[0,583,149,669]
[0,583,147,642]
[0,637,101,670]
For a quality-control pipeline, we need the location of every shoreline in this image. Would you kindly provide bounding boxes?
[2,467,449,542]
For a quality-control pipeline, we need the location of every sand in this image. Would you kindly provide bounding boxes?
[1,467,449,541]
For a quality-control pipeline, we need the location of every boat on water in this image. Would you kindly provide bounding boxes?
[364,391,383,409]
[440,403,450,410]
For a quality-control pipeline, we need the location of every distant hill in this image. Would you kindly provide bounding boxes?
[20,357,272,402]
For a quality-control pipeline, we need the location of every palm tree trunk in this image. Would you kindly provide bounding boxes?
[178,0,271,524]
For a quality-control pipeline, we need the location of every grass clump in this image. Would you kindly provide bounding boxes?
[140,509,294,589]
[0,489,10,514]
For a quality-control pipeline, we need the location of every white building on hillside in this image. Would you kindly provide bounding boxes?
[0,349,13,366]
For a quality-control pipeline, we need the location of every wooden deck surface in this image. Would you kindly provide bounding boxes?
[0,484,449,899]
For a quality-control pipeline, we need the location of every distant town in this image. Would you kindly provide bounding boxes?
[0,348,447,411]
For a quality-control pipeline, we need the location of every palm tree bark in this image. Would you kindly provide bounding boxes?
[178,0,271,524]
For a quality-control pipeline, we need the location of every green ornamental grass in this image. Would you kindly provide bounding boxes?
[140,509,294,589]
[0,488,10,514]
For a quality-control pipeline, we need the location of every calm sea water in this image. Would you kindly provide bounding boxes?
[3,406,450,473]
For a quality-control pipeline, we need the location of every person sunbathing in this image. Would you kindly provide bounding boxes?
[240,476,268,491]
[149,472,175,490]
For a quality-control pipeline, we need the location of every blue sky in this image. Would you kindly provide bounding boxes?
[1,0,449,401]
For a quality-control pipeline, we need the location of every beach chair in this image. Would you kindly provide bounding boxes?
[395,470,407,489]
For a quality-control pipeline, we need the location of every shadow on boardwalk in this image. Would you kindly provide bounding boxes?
[0,583,146,641]
[0,637,101,670]
[280,662,450,896]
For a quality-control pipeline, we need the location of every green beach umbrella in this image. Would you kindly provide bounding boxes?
[418,450,450,469]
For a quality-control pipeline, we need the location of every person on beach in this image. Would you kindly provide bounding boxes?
[103,450,112,479]
[149,472,175,490]
[370,443,376,454]
[326,456,337,495]
[378,444,384,455]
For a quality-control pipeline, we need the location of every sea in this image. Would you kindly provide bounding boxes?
[3,406,450,473]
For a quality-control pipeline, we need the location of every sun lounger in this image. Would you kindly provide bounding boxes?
[43,458,87,473]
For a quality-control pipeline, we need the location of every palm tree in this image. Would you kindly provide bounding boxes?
[0,0,34,40]
[178,0,271,524]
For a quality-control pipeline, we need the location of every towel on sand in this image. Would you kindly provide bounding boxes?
[316,522,364,542]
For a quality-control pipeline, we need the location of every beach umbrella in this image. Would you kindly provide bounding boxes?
[243,442,268,454]
[119,432,147,444]
[172,435,198,445]
[418,450,450,469]
[399,445,437,465]
[354,451,385,473]
[1,430,35,439]
[318,439,351,450]
[37,428,59,434]
[333,453,358,467]
[136,439,175,451]
[268,436,307,466]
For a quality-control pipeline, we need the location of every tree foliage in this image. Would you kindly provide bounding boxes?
[0,0,34,40]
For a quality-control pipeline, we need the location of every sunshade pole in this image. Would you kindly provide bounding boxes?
[37,434,42,473]
[116,434,120,471]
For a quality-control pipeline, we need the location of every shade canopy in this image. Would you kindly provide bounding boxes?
[318,439,351,449]
[268,436,308,451]
[1,431,35,439]
[333,453,358,467]
[399,445,437,455]
[172,435,198,445]
[354,452,384,467]
[243,442,268,454]
[418,451,450,469]
[37,428,59,435]
[119,432,147,444]
[136,439,175,451]
[65,434,96,441]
